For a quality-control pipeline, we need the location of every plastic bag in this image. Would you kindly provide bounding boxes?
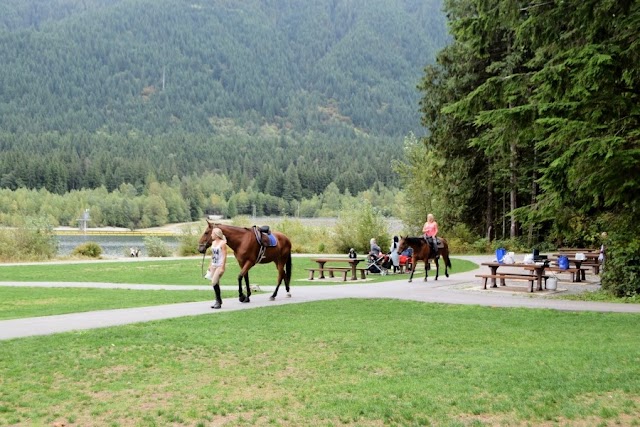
[558,255,569,270]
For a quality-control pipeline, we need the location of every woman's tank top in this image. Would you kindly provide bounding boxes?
[211,245,223,267]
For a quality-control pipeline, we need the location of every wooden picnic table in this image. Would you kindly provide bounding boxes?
[479,262,547,292]
[311,257,366,281]
[548,257,591,282]
[557,248,597,253]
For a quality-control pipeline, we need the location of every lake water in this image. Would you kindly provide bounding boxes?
[56,235,180,258]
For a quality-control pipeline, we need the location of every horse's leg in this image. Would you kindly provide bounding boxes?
[237,261,253,303]
[408,257,416,282]
[270,260,285,301]
[444,254,451,278]
[434,257,440,280]
[423,259,429,282]
[244,272,251,302]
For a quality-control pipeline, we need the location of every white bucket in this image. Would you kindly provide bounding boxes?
[546,277,558,290]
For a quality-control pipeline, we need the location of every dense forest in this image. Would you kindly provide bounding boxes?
[395,0,639,295]
[0,0,448,199]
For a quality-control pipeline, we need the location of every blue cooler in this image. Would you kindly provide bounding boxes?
[496,248,506,264]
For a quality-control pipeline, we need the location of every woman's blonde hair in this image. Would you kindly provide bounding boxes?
[212,227,225,240]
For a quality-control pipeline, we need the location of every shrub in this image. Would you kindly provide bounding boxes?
[333,200,389,253]
[601,230,640,297]
[144,236,173,257]
[72,242,103,258]
[177,223,203,256]
[0,217,57,261]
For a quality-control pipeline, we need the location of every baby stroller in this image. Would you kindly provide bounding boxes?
[366,253,392,275]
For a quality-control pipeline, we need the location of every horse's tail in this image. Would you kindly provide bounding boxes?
[285,251,292,286]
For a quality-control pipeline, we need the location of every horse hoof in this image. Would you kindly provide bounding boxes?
[269,296,275,301]
[446,273,449,278]
[239,295,246,303]
[211,301,222,309]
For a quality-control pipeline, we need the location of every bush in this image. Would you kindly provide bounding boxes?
[0,217,57,261]
[144,236,173,257]
[277,218,335,254]
[177,223,203,256]
[600,230,640,297]
[333,200,389,253]
[72,242,103,258]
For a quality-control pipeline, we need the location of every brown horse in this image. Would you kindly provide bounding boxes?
[198,221,292,303]
[397,236,452,282]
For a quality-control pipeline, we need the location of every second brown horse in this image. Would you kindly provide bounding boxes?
[397,236,452,282]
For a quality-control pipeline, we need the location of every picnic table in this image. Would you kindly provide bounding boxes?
[309,257,366,281]
[548,256,592,282]
[478,262,547,292]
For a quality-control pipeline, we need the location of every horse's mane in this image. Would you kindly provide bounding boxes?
[211,222,251,232]
[405,236,426,245]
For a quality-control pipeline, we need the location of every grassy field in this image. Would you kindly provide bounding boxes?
[1,300,639,426]
[0,257,477,320]
[0,287,234,320]
[0,256,477,286]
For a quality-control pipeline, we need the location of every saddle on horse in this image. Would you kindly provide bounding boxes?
[424,236,441,258]
[253,226,278,262]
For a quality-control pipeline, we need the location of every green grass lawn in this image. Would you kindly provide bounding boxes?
[1,300,638,426]
[0,257,477,320]
[0,256,477,285]
[0,287,236,320]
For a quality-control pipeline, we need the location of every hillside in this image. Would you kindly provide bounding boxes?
[0,0,449,196]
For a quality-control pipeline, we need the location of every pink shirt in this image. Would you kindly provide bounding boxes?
[423,221,438,237]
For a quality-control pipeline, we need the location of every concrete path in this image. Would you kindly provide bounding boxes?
[1,255,638,341]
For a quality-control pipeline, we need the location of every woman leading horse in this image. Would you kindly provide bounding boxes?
[397,236,451,282]
[198,221,292,305]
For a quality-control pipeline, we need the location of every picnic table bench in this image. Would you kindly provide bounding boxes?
[310,257,368,281]
[475,273,548,292]
[480,262,549,292]
[306,267,367,281]
[544,266,590,282]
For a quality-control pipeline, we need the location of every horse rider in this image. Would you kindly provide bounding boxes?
[422,213,439,257]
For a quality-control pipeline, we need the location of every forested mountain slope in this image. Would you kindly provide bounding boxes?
[0,0,448,196]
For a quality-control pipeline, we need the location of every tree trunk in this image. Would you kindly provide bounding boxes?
[528,147,538,245]
[510,139,517,239]
[486,159,494,241]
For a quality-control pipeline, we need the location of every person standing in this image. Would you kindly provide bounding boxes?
[204,227,228,309]
[599,232,607,272]
[389,236,400,273]
[422,213,439,256]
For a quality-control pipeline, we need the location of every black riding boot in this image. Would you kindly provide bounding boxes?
[211,284,222,309]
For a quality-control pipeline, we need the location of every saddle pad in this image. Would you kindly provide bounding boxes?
[267,234,277,247]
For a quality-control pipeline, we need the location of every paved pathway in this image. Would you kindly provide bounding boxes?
[1,256,638,341]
